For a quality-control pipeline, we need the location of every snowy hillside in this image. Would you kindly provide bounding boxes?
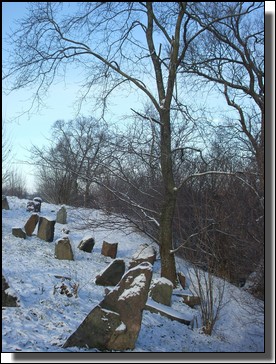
[2,196,264,353]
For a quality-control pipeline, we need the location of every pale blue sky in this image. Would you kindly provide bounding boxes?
[2,2,142,192]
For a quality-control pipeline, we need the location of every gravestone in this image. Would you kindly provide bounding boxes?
[56,206,67,224]
[63,261,153,351]
[101,241,118,259]
[78,237,95,253]
[24,213,39,236]
[129,243,156,269]
[2,196,9,210]
[95,259,125,286]
[37,217,56,242]
[55,237,74,260]
[12,228,26,239]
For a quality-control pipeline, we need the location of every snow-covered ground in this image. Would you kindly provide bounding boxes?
[2,196,265,354]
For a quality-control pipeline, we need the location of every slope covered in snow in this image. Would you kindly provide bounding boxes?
[2,196,264,353]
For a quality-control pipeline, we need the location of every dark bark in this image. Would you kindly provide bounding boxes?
[159,109,178,285]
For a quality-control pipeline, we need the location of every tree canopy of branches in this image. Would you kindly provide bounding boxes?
[32,116,113,206]
[3,2,264,287]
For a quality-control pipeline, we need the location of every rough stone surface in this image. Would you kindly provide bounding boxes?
[63,261,153,351]
[2,196,9,210]
[37,217,56,242]
[77,237,95,253]
[12,228,26,239]
[56,206,67,224]
[177,271,186,289]
[182,294,201,308]
[55,237,74,260]
[149,277,173,306]
[2,275,19,307]
[95,259,125,286]
[101,241,118,259]
[24,213,39,236]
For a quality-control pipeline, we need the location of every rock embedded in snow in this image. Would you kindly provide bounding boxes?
[2,196,9,210]
[12,227,26,239]
[56,206,67,224]
[54,237,74,261]
[101,240,118,259]
[149,277,173,306]
[95,259,125,286]
[63,261,153,351]
[145,298,194,326]
[24,213,39,236]
[37,217,56,242]
[77,237,95,253]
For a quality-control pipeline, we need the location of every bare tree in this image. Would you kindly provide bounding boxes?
[2,121,13,187]
[3,2,264,284]
[3,168,27,198]
[179,2,264,296]
[188,265,226,335]
[32,116,112,206]
[182,2,264,195]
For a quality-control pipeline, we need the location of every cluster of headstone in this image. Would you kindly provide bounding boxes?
[63,261,153,351]
[64,242,197,351]
[11,205,68,242]
[4,197,200,350]
[12,214,56,241]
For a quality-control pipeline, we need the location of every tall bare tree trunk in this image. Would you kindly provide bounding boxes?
[159,109,177,285]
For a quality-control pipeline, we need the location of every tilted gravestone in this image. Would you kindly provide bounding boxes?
[177,271,186,289]
[78,237,95,253]
[95,259,125,286]
[63,261,153,351]
[37,217,56,242]
[24,213,39,236]
[2,275,19,307]
[12,227,26,239]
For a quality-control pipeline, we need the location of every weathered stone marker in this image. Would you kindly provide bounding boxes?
[63,261,153,351]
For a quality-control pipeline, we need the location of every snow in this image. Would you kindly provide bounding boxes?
[118,273,147,300]
[132,243,155,259]
[151,277,173,287]
[2,196,266,355]
[146,297,194,323]
[115,322,126,332]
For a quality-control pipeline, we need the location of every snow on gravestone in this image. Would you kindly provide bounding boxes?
[55,237,74,261]
[128,243,157,269]
[63,261,153,351]
[149,277,174,306]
